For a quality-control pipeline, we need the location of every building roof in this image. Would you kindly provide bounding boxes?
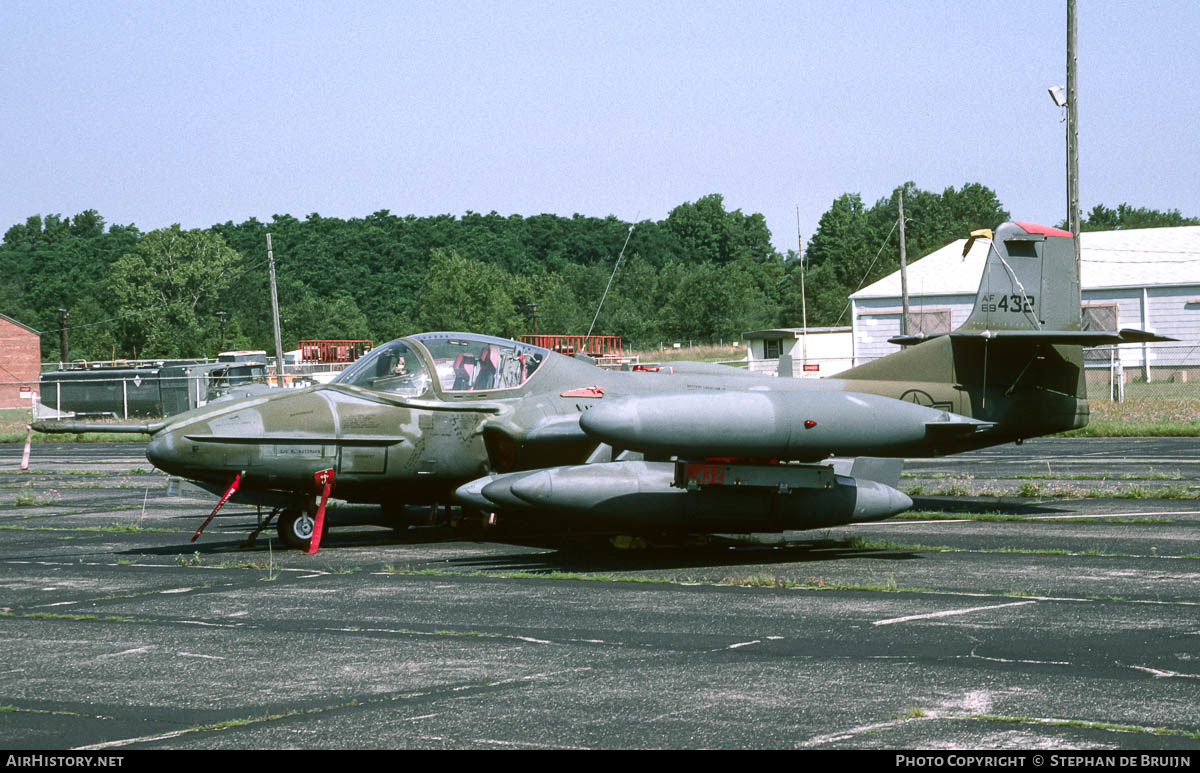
[851,225,1200,300]
[0,312,39,336]
[743,326,851,340]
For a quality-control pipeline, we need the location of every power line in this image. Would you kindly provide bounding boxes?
[834,219,901,326]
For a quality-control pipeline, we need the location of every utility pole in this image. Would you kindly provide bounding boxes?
[265,234,285,383]
[898,190,909,338]
[1066,0,1082,317]
[216,311,227,352]
[795,205,808,365]
[58,308,68,367]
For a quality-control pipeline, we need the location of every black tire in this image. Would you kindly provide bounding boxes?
[277,508,320,550]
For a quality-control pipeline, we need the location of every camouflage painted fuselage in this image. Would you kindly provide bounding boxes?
[145,331,1087,508]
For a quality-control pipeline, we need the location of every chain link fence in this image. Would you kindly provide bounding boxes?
[2,361,352,422]
[1083,343,1200,402]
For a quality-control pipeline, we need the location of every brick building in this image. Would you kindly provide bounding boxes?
[0,313,40,409]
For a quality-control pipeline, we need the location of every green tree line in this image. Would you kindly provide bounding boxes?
[2,189,1194,361]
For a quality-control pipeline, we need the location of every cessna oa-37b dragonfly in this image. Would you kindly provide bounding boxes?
[34,222,1170,553]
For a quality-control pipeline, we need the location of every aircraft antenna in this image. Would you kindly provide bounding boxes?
[796,203,808,366]
[586,222,636,342]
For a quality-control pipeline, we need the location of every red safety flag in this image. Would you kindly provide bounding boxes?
[306,468,335,555]
[191,472,242,543]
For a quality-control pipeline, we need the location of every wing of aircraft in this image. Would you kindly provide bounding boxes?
[33,222,1156,552]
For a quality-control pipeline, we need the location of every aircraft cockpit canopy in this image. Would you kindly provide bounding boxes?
[413,333,547,392]
[333,340,432,397]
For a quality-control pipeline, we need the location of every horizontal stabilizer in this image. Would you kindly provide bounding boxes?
[889,328,1176,347]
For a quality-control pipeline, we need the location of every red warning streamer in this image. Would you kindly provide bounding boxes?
[306,468,335,555]
[191,472,242,543]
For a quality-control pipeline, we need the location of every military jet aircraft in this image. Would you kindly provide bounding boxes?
[34,222,1170,552]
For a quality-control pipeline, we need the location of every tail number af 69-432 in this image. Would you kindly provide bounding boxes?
[979,294,1035,313]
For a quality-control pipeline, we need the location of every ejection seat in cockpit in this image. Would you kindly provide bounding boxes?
[474,345,500,390]
[452,354,476,391]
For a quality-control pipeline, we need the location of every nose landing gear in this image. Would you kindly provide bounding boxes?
[277,507,327,551]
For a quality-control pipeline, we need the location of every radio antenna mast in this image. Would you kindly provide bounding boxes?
[586,222,636,341]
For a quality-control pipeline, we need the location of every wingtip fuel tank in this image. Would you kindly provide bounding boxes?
[455,460,913,532]
[579,390,987,461]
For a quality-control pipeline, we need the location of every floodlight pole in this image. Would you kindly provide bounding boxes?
[266,233,286,382]
[898,190,909,339]
[1067,0,1081,315]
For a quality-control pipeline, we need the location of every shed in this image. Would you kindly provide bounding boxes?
[742,326,853,377]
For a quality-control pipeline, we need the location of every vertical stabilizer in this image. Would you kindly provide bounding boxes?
[959,221,1080,334]
[837,221,1090,440]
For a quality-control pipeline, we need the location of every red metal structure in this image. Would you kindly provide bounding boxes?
[519,334,623,357]
[299,339,373,363]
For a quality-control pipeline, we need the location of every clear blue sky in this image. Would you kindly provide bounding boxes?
[3,1,1197,253]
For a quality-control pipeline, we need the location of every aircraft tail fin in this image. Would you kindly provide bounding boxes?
[886,221,1173,347]
[889,221,1080,344]
[836,221,1104,438]
[962,221,1081,335]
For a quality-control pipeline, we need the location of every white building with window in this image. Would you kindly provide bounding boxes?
[742,326,853,377]
[849,225,1200,382]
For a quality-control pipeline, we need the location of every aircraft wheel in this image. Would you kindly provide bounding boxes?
[277,508,320,550]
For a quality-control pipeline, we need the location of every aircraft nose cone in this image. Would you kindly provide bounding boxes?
[145,434,167,468]
[145,432,182,475]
